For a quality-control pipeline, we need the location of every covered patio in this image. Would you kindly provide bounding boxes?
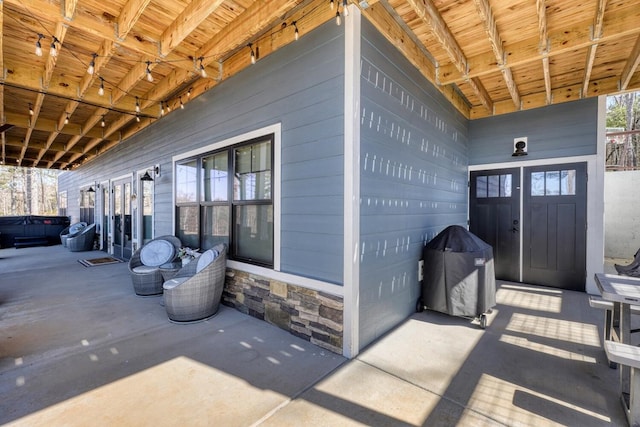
[0,244,630,426]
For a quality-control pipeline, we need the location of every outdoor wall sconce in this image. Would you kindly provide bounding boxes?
[140,165,160,181]
[140,171,153,181]
[512,137,528,157]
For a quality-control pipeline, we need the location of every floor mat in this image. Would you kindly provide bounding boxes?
[78,257,123,267]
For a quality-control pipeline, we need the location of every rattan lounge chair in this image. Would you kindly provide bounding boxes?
[128,235,181,296]
[60,222,87,247]
[66,224,96,252]
[163,244,227,323]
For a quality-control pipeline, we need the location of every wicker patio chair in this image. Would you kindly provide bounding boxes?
[128,235,181,296]
[67,224,96,252]
[163,244,227,323]
[60,222,87,247]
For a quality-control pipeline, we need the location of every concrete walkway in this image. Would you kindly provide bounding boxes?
[0,245,629,426]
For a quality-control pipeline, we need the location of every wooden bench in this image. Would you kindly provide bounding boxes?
[590,295,640,368]
[604,340,640,425]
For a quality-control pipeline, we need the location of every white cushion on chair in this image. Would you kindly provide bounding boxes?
[163,277,189,290]
[196,249,218,273]
[140,239,175,267]
[133,265,159,274]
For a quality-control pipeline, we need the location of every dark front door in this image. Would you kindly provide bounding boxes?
[522,163,587,290]
[469,163,587,291]
[469,168,520,282]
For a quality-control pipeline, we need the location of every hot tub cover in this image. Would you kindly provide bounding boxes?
[422,225,496,317]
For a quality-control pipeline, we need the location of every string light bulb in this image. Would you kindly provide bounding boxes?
[160,102,165,116]
[50,37,59,57]
[293,21,299,41]
[135,97,140,113]
[35,34,44,57]
[136,114,140,123]
[336,10,341,26]
[198,57,207,78]
[64,114,69,124]
[29,104,34,116]
[248,43,256,64]
[101,116,105,127]
[180,97,184,109]
[187,88,192,98]
[145,61,153,82]
[87,53,97,75]
[98,77,105,96]
[342,0,349,17]
[330,0,335,10]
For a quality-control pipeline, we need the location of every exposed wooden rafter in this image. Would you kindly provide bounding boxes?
[472,0,518,109]
[536,0,552,104]
[404,0,493,112]
[582,0,608,96]
[620,34,640,91]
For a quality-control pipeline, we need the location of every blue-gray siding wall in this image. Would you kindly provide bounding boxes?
[59,21,345,285]
[358,20,470,348]
[468,98,598,165]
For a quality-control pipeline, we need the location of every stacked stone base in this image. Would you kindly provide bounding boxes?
[222,269,343,354]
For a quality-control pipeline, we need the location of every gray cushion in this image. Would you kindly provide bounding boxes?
[196,249,218,273]
[133,265,159,274]
[140,239,175,267]
[163,277,188,290]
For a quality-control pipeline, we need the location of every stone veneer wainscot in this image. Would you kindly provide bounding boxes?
[222,268,344,354]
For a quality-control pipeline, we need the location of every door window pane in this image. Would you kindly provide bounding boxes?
[500,174,512,197]
[545,171,560,195]
[561,170,576,195]
[488,175,499,197]
[202,153,228,202]
[142,180,153,242]
[531,172,545,196]
[234,204,273,264]
[176,160,198,203]
[476,176,487,198]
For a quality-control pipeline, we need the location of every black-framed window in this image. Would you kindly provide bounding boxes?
[175,134,274,267]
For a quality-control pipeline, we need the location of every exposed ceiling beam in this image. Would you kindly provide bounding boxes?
[439,8,640,85]
[472,0,518,109]
[19,21,69,166]
[582,0,608,96]
[4,0,193,74]
[405,0,492,112]
[620,34,640,91]
[536,0,552,104]
[62,0,77,21]
[160,0,226,57]
[3,112,119,141]
[116,0,153,40]
[197,0,304,66]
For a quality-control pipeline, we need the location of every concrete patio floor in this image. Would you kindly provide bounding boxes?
[0,245,630,426]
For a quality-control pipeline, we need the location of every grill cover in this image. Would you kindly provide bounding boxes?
[422,225,496,317]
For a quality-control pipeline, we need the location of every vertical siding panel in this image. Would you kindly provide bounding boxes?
[358,20,470,348]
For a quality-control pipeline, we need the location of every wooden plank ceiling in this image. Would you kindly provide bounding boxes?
[1,0,639,169]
